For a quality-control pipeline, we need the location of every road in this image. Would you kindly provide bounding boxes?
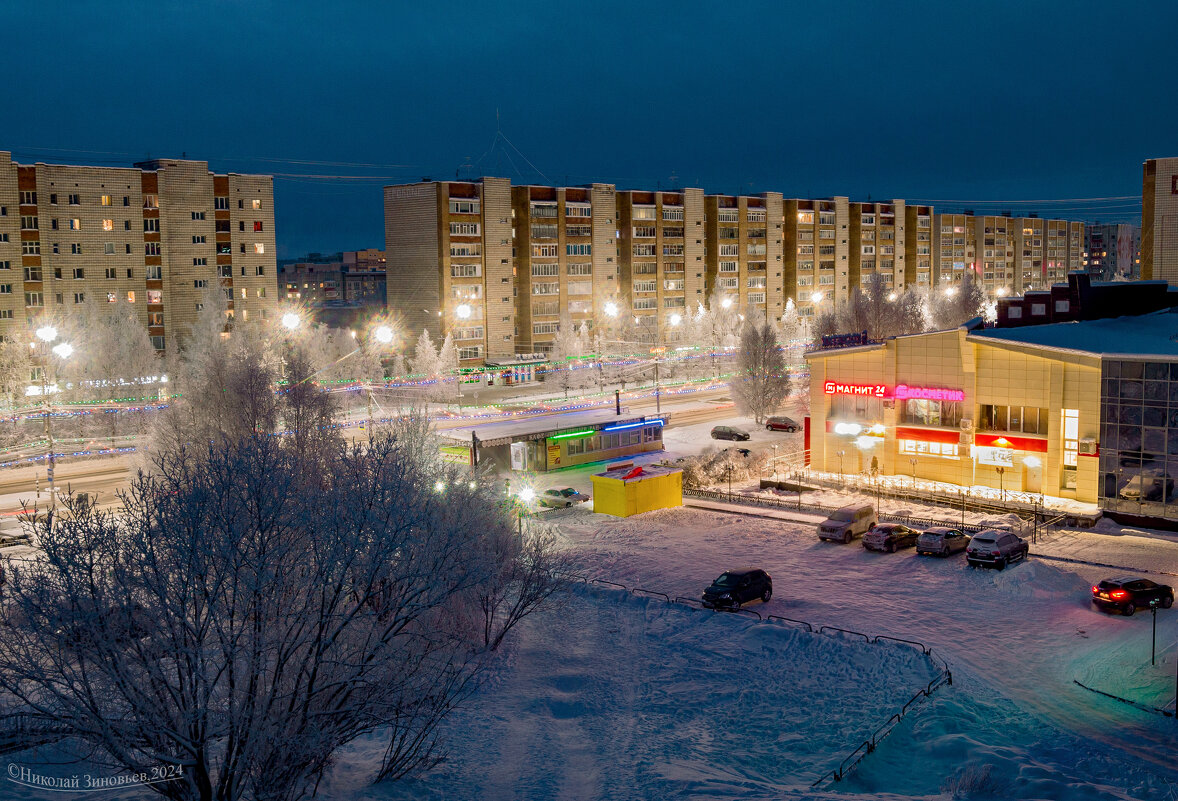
[0,384,759,515]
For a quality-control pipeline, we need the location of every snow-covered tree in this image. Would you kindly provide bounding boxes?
[59,301,161,403]
[926,270,986,330]
[0,414,565,801]
[731,319,791,424]
[813,274,925,343]
[437,332,459,403]
[547,313,586,396]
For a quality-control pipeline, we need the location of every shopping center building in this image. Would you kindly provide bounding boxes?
[806,274,1178,522]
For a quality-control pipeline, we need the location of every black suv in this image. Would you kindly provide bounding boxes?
[1092,576,1174,616]
[702,568,772,609]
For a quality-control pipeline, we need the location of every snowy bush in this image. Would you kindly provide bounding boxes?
[942,763,1008,799]
[678,446,770,489]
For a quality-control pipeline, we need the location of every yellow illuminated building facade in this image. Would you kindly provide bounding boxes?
[807,324,1101,503]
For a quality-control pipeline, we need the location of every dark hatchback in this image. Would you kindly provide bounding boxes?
[702,568,772,609]
[1092,576,1174,616]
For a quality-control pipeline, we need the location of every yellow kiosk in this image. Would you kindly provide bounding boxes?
[591,463,683,517]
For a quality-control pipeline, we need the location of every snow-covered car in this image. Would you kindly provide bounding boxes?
[965,529,1029,570]
[538,487,589,508]
[817,505,876,544]
[862,523,920,553]
[711,425,751,442]
[1091,576,1174,615]
[701,568,772,609]
[916,527,970,557]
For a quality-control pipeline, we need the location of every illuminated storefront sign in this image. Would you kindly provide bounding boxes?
[824,381,964,402]
[823,382,887,397]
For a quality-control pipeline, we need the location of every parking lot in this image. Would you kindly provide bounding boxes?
[551,504,1178,780]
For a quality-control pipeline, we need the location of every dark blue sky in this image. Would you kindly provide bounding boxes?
[2,0,1171,257]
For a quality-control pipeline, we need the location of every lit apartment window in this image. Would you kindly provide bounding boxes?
[251,199,261,210]
[69,218,80,230]
[254,242,265,255]
[100,195,112,206]
[257,287,266,298]
[126,291,136,303]
[107,293,117,303]
[148,290,162,304]
[143,194,158,209]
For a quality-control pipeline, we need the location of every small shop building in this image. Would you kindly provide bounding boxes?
[439,409,666,473]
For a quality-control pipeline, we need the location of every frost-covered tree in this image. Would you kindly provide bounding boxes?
[926,271,986,331]
[813,274,925,343]
[731,319,791,424]
[547,313,586,396]
[59,301,162,403]
[0,413,565,801]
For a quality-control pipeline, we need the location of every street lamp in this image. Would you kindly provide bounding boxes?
[455,304,473,320]
[281,312,301,331]
[604,301,619,318]
[996,465,1006,503]
[836,449,845,484]
[810,291,824,304]
[516,487,536,540]
[33,326,72,515]
[360,324,396,429]
[909,457,918,491]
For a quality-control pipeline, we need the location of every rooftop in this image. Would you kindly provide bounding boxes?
[438,408,656,447]
[968,308,1178,359]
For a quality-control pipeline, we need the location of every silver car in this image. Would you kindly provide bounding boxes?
[966,529,1029,569]
[538,487,589,508]
[916,527,970,557]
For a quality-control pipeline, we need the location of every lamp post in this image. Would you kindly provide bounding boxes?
[996,465,1006,503]
[909,457,918,492]
[33,326,73,516]
[772,443,778,481]
[517,487,535,542]
[836,449,845,484]
[364,324,394,430]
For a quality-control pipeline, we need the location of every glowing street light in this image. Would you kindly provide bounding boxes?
[887,292,898,302]
[669,313,682,327]
[518,487,536,504]
[51,343,74,359]
[996,287,1008,297]
[604,301,619,317]
[281,312,301,331]
[455,304,472,320]
[720,296,734,309]
[810,291,824,304]
[36,325,58,343]
[945,287,957,297]
[373,325,394,344]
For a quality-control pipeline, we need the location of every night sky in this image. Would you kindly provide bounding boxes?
[3,0,1172,258]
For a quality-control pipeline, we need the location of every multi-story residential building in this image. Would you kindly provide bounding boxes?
[384,178,515,364]
[0,152,276,350]
[783,197,849,320]
[1084,223,1140,280]
[933,212,975,288]
[931,213,1083,296]
[904,204,933,290]
[1142,157,1178,285]
[703,193,784,320]
[511,183,616,353]
[847,200,911,293]
[279,249,386,308]
[615,188,705,344]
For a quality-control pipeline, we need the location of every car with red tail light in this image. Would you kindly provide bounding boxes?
[1091,577,1173,616]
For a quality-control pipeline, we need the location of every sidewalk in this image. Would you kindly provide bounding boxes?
[683,497,827,526]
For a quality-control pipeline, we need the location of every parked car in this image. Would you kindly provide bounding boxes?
[711,425,751,442]
[817,504,877,544]
[765,416,800,432]
[863,523,920,553]
[916,527,970,557]
[1091,576,1174,616]
[1118,473,1174,502]
[965,529,1029,569]
[701,568,772,609]
[538,487,590,508]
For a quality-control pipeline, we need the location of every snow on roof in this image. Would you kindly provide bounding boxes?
[438,408,651,446]
[594,463,681,482]
[969,308,1178,359]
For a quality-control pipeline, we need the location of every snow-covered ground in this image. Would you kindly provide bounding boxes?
[347,505,1178,800]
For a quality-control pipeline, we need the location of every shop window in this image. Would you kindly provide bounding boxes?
[978,404,1048,434]
[901,399,963,428]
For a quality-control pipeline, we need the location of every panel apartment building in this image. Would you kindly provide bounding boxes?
[0,152,277,350]
[1143,157,1178,285]
[385,176,1086,364]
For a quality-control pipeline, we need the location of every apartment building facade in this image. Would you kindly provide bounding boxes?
[1142,157,1178,285]
[0,152,276,350]
[385,176,1087,363]
[384,178,515,364]
[1084,223,1140,281]
[703,193,784,320]
[512,183,617,353]
[614,188,706,343]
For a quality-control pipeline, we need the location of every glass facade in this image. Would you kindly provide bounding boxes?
[1099,359,1178,518]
